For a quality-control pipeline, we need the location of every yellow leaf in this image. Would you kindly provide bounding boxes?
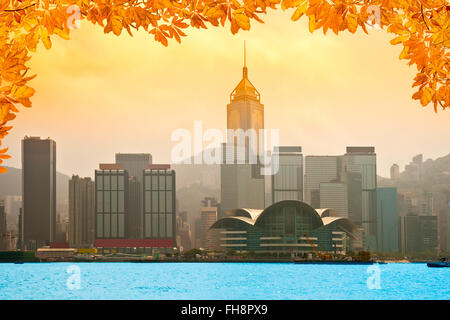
[39,26,52,49]
[291,2,307,22]
[234,13,250,30]
[111,16,123,36]
[399,46,409,60]
[13,86,35,99]
[54,28,70,40]
[390,34,409,45]
[308,15,315,33]
[347,14,357,33]
[420,87,434,106]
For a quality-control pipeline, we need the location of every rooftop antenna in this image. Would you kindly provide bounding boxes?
[243,40,248,79]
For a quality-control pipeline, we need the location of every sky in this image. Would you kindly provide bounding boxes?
[3,10,450,178]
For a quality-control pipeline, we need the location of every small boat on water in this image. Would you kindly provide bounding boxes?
[427,262,450,268]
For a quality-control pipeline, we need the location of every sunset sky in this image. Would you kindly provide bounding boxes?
[3,10,450,178]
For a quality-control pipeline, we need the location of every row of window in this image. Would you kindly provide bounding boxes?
[144,174,174,191]
[97,190,125,213]
[273,165,302,190]
[144,213,173,238]
[144,191,173,213]
[97,213,125,238]
[96,174,125,191]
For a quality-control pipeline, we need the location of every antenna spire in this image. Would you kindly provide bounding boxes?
[243,40,248,79]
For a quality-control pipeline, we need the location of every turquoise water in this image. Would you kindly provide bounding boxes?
[0,262,448,300]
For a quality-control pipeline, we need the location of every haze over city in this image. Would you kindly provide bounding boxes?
[2,11,450,178]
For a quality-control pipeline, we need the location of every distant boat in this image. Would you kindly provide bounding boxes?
[427,262,450,268]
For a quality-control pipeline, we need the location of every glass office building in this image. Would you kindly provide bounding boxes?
[143,167,176,243]
[376,187,399,252]
[271,146,303,203]
[95,167,128,239]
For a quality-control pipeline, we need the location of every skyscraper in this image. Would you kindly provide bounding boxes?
[377,187,399,252]
[22,136,56,250]
[115,153,152,238]
[142,165,176,245]
[320,182,348,218]
[220,44,265,212]
[95,159,176,252]
[69,175,95,248]
[271,146,303,203]
[304,147,377,251]
[227,42,264,154]
[390,164,400,181]
[115,153,152,181]
[343,147,377,251]
[95,164,128,240]
[304,156,341,208]
[446,202,450,251]
[200,201,218,250]
[0,200,7,251]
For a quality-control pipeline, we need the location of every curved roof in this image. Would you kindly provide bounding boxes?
[226,208,263,220]
[254,200,323,229]
[316,208,338,218]
[320,217,357,238]
[210,216,255,229]
[211,200,357,235]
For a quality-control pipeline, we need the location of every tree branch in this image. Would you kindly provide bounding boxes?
[421,4,431,31]
[4,3,36,12]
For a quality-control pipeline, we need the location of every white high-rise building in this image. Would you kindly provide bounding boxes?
[304,156,341,208]
[271,146,303,203]
[319,182,348,218]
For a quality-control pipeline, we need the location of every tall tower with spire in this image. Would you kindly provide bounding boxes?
[227,41,264,155]
[220,42,266,215]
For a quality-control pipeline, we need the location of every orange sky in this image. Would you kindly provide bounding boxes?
[3,10,450,178]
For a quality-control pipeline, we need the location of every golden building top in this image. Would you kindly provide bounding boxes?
[230,42,261,103]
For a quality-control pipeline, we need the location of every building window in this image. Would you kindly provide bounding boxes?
[111,214,117,237]
[152,191,158,212]
[118,175,124,190]
[167,214,173,237]
[97,175,103,190]
[104,214,110,238]
[97,191,103,212]
[118,191,124,213]
[145,214,151,237]
[166,191,172,212]
[97,214,103,237]
[104,191,110,212]
[159,175,166,190]
[159,192,166,212]
[152,176,158,190]
[166,175,172,190]
[111,191,117,213]
[104,175,110,190]
[152,214,158,237]
[145,176,151,190]
[159,214,166,237]
[118,214,124,237]
[111,175,117,190]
